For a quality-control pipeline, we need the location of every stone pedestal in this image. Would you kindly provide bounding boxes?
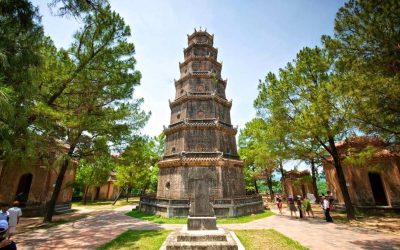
[187,216,217,230]
[160,226,244,250]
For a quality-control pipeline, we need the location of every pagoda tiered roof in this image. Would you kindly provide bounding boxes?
[183,43,218,53]
[158,151,242,167]
[169,91,232,108]
[187,29,214,41]
[174,73,227,88]
[163,118,237,135]
[179,55,222,68]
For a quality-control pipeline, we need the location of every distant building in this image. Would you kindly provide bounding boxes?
[0,144,77,216]
[282,170,315,198]
[323,136,400,210]
[85,171,120,201]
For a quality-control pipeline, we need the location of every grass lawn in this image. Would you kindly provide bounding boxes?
[235,229,308,250]
[97,230,171,250]
[72,198,139,211]
[126,210,274,224]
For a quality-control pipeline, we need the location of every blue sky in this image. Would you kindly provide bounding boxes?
[33,0,345,170]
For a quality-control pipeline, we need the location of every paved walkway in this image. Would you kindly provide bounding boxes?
[223,207,400,250]
[13,205,400,250]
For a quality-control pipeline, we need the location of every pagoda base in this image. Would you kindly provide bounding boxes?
[188,216,217,230]
[160,226,244,250]
[139,195,264,218]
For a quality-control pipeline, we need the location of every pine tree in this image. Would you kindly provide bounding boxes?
[255,47,356,219]
[40,5,149,222]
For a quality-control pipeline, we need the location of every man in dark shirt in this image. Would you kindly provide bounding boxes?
[0,220,16,250]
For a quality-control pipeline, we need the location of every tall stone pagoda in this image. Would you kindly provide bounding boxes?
[140,29,263,217]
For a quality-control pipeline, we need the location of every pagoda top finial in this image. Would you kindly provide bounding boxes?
[188,27,214,43]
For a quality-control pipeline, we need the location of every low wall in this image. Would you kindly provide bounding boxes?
[21,202,72,217]
[139,195,264,218]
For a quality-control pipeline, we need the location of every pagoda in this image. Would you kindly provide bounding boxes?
[140,29,263,217]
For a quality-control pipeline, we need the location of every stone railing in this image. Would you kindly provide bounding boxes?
[139,194,264,217]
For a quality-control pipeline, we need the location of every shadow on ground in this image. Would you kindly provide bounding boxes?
[350,239,400,250]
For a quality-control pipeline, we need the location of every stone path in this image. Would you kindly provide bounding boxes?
[223,207,400,250]
[13,205,400,250]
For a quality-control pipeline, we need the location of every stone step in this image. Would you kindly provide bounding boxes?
[166,241,238,250]
[161,227,243,250]
[54,203,72,214]
[177,234,227,242]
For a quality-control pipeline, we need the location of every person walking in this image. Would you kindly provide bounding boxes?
[7,202,22,239]
[322,196,333,222]
[276,198,283,215]
[303,196,314,218]
[288,196,297,218]
[296,196,303,219]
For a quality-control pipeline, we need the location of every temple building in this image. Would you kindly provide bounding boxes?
[85,171,120,201]
[0,143,77,216]
[323,136,400,210]
[140,29,263,217]
[282,170,315,198]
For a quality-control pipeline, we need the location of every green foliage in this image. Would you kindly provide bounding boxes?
[49,0,108,18]
[317,177,327,195]
[0,0,44,162]
[76,155,115,189]
[272,179,282,193]
[115,136,162,193]
[323,0,400,143]
[343,145,376,167]
[239,119,277,180]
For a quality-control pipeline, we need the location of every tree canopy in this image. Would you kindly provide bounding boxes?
[323,0,400,143]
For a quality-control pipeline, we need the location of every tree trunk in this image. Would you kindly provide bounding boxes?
[43,157,70,223]
[112,189,123,206]
[126,187,129,202]
[279,162,287,197]
[328,136,355,220]
[83,185,90,205]
[310,158,320,203]
[253,179,259,194]
[267,175,274,202]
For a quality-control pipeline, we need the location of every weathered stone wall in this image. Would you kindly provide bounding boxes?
[184,45,218,60]
[188,33,213,46]
[0,161,76,206]
[323,158,400,207]
[140,195,263,218]
[165,130,184,154]
[285,181,314,198]
[175,77,226,99]
[180,61,221,76]
[86,182,120,201]
[157,165,245,200]
[170,100,231,125]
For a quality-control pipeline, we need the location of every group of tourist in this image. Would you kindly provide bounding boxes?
[276,194,334,223]
[0,201,22,249]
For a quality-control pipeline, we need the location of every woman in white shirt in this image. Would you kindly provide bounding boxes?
[321,196,333,222]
